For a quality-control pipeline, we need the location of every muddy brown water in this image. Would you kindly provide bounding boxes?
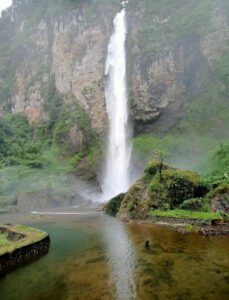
[0,211,228,300]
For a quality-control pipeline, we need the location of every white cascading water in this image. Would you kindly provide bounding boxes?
[102,4,132,200]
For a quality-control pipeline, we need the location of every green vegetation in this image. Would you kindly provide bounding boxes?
[0,149,77,205]
[178,84,229,140]
[150,209,221,220]
[130,0,228,173]
[0,224,48,255]
[118,160,202,219]
[0,0,110,193]
[130,0,215,71]
[42,77,63,131]
[0,0,228,223]
[104,193,125,217]
[201,144,229,179]
[0,233,10,247]
[148,168,200,208]
[207,183,229,214]
[146,161,201,210]
[115,152,229,221]
[0,74,100,202]
[15,224,45,235]
[0,77,100,207]
[180,198,210,212]
[53,103,93,155]
[0,114,43,168]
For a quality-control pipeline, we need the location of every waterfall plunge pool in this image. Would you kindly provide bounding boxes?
[0,212,228,300]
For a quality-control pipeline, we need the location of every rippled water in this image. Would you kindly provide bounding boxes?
[0,212,228,300]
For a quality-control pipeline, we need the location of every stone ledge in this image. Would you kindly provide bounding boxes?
[0,224,50,276]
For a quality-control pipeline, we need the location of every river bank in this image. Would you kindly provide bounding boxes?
[123,216,229,236]
[0,212,228,300]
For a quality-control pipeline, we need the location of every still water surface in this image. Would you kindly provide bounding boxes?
[0,212,228,300]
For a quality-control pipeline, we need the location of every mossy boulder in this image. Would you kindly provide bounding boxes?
[207,183,229,213]
[118,160,201,220]
[118,179,149,220]
[150,168,201,208]
[104,193,125,217]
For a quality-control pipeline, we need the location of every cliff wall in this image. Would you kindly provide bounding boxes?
[0,0,228,163]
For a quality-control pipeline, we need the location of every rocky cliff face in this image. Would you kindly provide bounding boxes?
[127,0,229,134]
[8,2,119,134]
[0,0,228,150]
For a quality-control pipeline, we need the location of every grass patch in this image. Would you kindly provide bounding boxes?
[0,233,10,247]
[0,225,48,255]
[151,209,221,220]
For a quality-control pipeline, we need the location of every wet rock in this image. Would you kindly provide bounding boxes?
[207,183,229,213]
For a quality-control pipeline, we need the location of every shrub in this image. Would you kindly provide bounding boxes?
[159,169,200,208]
[144,159,169,176]
[180,198,210,212]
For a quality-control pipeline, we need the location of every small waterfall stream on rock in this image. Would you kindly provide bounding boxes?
[102,5,132,200]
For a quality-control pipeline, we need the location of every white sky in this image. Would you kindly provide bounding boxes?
[0,0,12,14]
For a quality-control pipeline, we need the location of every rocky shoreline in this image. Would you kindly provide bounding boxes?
[123,217,229,236]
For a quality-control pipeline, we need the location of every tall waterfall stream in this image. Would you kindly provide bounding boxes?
[102,6,132,200]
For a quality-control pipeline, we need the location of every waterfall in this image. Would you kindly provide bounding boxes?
[102,5,132,200]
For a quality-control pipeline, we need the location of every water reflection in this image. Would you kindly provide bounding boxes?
[102,216,136,300]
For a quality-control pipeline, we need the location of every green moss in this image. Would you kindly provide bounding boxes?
[207,183,229,199]
[163,169,200,186]
[148,168,201,209]
[206,183,229,214]
[104,193,125,217]
[0,224,48,255]
[184,224,194,231]
[119,179,149,219]
[118,155,227,221]
[180,198,210,212]
[119,160,204,219]
[0,233,10,247]
[150,209,221,220]
[14,225,45,236]
[144,159,169,176]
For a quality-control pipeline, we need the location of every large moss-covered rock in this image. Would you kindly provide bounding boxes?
[104,193,125,217]
[207,183,229,213]
[118,160,201,219]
